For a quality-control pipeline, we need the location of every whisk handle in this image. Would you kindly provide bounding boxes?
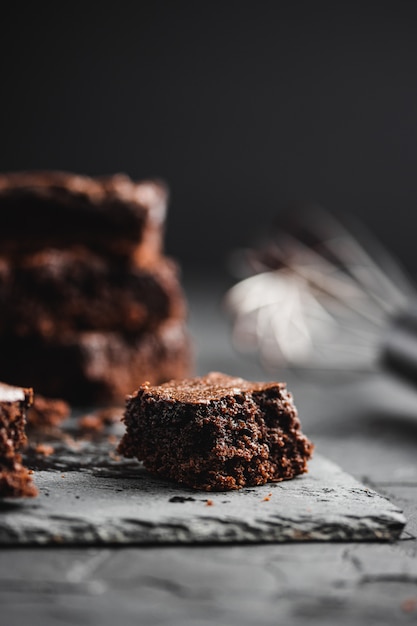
[381,307,417,384]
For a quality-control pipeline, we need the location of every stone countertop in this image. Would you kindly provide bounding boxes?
[2,278,417,625]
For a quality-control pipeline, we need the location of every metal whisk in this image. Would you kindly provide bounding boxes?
[224,206,417,380]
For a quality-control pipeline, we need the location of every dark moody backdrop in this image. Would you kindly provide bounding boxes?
[1,1,417,278]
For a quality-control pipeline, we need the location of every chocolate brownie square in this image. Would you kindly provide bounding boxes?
[118,372,313,491]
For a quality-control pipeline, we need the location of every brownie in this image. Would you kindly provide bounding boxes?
[0,382,37,498]
[0,249,186,338]
[0,322,192,405]
[0,171,167,261]
[0,169,192,404]
[118,372,313,491]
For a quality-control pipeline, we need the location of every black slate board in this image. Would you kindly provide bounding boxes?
[0,430,406,545]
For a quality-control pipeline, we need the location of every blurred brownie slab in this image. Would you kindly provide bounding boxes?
[118,372,313,491]
[0,249,186,337]
[0,323,192,406]
[0,171,167,261]
[0,382,37,497]
[0,170,192,404]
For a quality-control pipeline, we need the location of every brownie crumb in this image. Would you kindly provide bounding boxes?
[401,598,417,613]
[27,394,70,431]
[78,415,106,434]
[35,443,54,457]
[78,407,123,434]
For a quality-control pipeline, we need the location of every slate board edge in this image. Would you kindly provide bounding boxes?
[0,514,406,547]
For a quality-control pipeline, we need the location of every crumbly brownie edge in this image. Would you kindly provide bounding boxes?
[0,457,38,498]
[0,385,37,498]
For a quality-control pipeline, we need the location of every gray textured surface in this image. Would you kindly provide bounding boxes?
[2,279,417,625]
[0,454,405,545]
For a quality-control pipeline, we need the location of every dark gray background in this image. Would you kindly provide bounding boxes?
[1,1,417,277]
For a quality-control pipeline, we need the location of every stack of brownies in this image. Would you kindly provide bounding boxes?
[0,171,191,405]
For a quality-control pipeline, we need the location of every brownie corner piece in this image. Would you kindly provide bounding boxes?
[0,382,38,498]
[118,371,313,491]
